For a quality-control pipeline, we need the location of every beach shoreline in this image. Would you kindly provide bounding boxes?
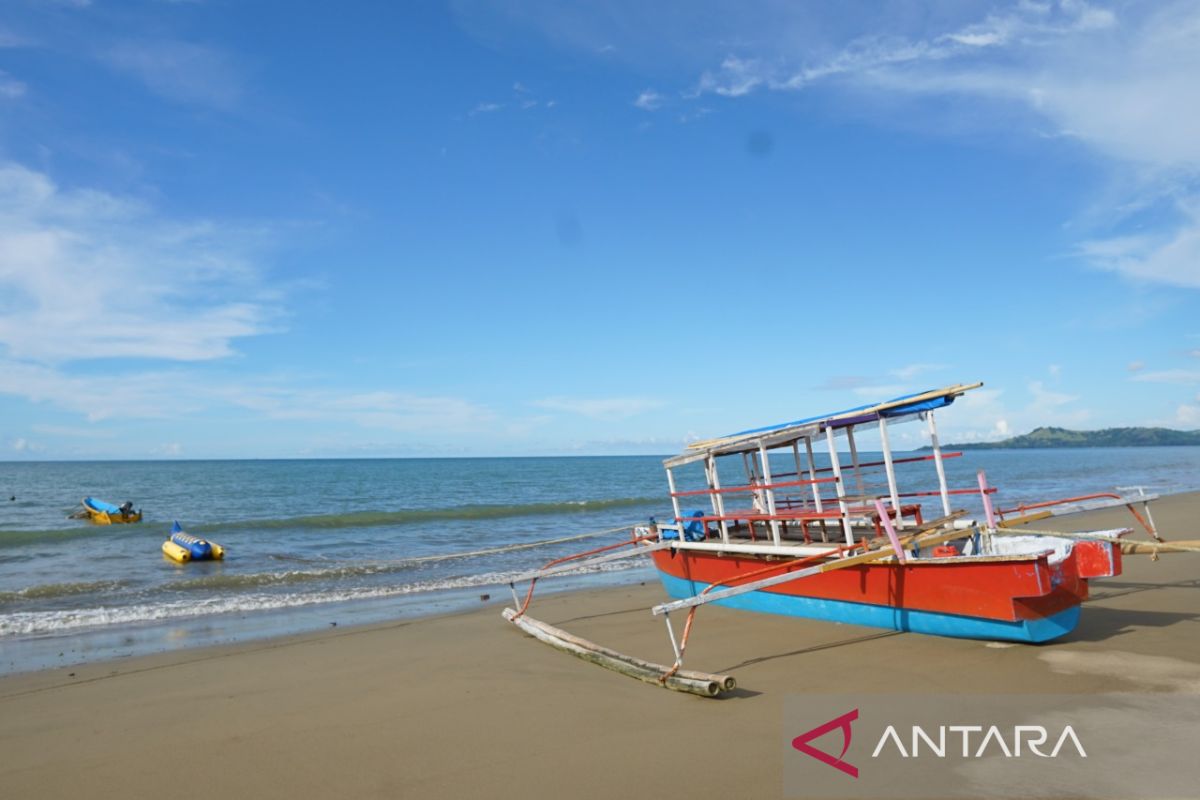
[2,491,1198,798]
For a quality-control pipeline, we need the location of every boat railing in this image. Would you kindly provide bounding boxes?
[767,451,964,480]
[669,476,838,498]
[997,490,1161,540]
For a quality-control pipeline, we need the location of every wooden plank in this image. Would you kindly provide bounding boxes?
[998,511,1053,528]
[1119,540,1200,555]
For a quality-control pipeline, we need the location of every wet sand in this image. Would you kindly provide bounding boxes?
[2,492,1197,798]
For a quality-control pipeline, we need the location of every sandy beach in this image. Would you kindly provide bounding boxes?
[2,493,1198,799]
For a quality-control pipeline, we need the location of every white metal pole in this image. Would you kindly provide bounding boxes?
[846,427,866,498]
[926,411,952,517]
[666,467,684,536]
[708,455,730,544]
[825,426,855,545]
[791,442,803,508]
[759,443,782,546]
[804,437,824,513]
[878,417,902,525]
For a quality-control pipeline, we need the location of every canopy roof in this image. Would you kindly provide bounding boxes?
[664,382,982,468]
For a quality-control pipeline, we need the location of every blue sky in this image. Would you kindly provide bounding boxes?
[1,0,1198,458]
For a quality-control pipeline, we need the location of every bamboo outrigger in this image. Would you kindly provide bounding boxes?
[504,383,1171,697]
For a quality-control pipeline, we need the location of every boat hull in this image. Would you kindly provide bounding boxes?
[81,497,142,525]
[84,510,143,525]
[656,571,1080,642]
[651,541,1118,643]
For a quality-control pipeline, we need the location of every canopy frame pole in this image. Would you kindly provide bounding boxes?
[758,442,782,546]
[846,427,867,498]
[825,426,855,545]
[790,442,804,509]
[804,436,826,541]
[926,410,952,517]
[804,438,823,511]
[666,467,685,533]
[878,416,902,525]
[707,455,730,544]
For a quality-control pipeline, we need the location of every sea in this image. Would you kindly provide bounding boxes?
[2,448,1198,675]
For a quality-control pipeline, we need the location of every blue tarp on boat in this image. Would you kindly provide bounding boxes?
[84,497,122,514]
[726,390,954,438]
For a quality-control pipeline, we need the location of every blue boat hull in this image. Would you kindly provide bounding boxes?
[657,572,1080,643]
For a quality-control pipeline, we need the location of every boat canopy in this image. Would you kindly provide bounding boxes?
[665,383,982,468]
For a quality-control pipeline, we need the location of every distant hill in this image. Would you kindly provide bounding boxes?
[936,426,1200,450]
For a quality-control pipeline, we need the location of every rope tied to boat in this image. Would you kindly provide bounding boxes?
[510,529,655,621]
[401,523,643,567]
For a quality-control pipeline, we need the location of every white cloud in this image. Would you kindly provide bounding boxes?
[1078,203,1200,288]
[890,363,947,381]
[0,28,31,48]
[851,384,908,399]
[226,387,499,433]
[0,163,510,444]
[633,88,663,110]
[535,395,664,420]
[0,357,501,435]
[1176,402,1200,426]
[688,1,1200,290]
[1131,369,1200,384]
[0,70,26,98]
[470,102,503,115]
[0,361,208,421]
[1027,379,1078,409]
[31,424,116,439]
[938,382,1094,442]
[0,162,276,364]
[102,40,242,110]
[696,56,767,98]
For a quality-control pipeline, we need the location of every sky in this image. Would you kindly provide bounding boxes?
[0,0,1198,459]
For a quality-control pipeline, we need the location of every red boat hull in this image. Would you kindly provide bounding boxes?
[651,540,1120,642]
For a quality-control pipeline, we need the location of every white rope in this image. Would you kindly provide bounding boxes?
[386,523,642,566]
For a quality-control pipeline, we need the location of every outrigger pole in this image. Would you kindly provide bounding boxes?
[502,536,737,697]
[503,514,972,699]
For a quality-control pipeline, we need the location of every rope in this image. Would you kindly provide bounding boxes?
[511,532,657,620]
[383,523,642,567]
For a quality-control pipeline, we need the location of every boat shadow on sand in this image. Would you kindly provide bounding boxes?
[1064,578,1200,642]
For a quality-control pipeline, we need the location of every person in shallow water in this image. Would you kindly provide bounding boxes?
[119,501,135,519]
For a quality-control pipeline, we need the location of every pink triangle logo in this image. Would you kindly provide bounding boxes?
[791,708,859,778]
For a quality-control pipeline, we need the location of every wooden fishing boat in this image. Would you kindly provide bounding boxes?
[644,383,1156,644]
[79,496,142,525]
[504,382,1167,696]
